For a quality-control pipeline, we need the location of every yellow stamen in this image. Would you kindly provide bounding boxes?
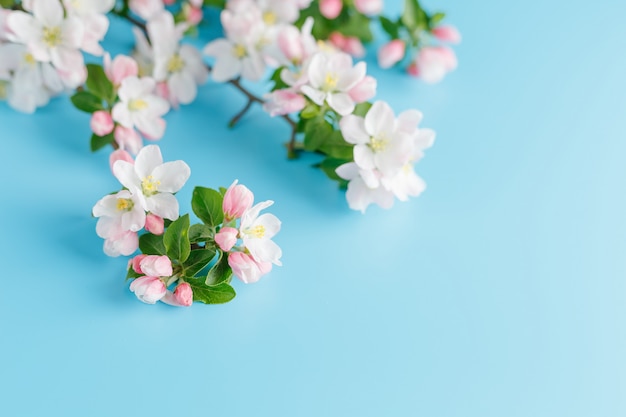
[323,73,338,91]
[369,135,389,153]
[116,198,134,212]
[167,54,185,73]
[24,53,36,65]
[245,225,266,239]
[128,98,148,111]
[141,175,161,196]
[262,11,277,25]
[232,44,247,59]
[42,26,62,48]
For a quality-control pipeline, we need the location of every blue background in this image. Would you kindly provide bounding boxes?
[2,0,626,415]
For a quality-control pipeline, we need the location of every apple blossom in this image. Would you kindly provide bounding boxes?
[130,276,167,304]
[173,282,193,306]
[104,53,139,86]
[263,89,306,116]
[114,126,144,155]
[109,149,134,174]
[131,254,147,274]
[354,0,382,15]
[111,76,170,139]
[347,75,376,103]
[239,200,282,266]
[7,0,86,86]
[228,251,272,284]
[329,32,365,58]
[93,189,146,234]
[113,145,191,221]
[62,0,115,56]
[129,0,165,21]
[432,25,462,44]
[408,46,457,84]
[336,163,395,212]
[300,51,366,116]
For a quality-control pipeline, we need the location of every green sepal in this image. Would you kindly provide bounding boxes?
[90,132,114,152]
[191,187,224,227]
[163,214,191,263]
[139,232,166,255]
[126,265,142,280]
[86,64,115,103]
[182,249,216,278]
[187,278,236,304]
[206,250,233,286]
[428,12,446,28]
[70,91,103,113]
[189,223,214,244]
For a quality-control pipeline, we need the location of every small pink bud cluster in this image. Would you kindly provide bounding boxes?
[214,181,282,284]
[129,254,193,307]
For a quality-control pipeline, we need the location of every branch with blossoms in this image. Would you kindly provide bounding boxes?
[0,0,459,305]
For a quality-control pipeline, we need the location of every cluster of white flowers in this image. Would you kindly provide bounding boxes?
[0,0,114,113]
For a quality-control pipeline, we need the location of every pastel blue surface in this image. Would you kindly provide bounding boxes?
[1,1,626,416]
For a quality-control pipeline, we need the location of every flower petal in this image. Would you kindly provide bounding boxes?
[134,144,163,179]
[146,192,180,221]
[152,160,191,193]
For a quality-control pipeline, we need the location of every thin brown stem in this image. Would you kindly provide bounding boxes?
[228,99,254,128]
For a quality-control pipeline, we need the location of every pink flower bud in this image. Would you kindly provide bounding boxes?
[354,0,382,15]
[90,111,114,136]
[409,46,457,83]
[263,89,306,117]
[174,282,193,306]
[223,180,254,221]
[215,227,239,251]
[129,276,166,304]
[228,252,272,284]
[139,255,173,277]
[278,26,304,63]
[343,37,365,58]
[377,39,406,69]
[432,25,461,44]
[328,31,346,50]
[104,54,139,86]
[132,254,148,274]
[145,213,164,235]
[183,4,203,25]
[348,76,376,103]
[109,149,134,174]
[114,126,143,155]
[319,0,342,19]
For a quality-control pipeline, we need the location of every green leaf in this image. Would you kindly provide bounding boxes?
[401,0,427,31]
[379,16,400,39]
[86,64,115,103]
[429,12,446,28]
[139,233,166,255]
[188,223,214,243]
[126,264,142,280]
[319,157,350,187]
[163,214,191,263]
[219,187,228,196]
[0,0,14,7]
[304,116,333,152]
[206,250,233,286]
[318,131,353,159]
[70,91,103,113]
[90,133,114,152]
[182,249,216,278]
[191,187,224,227]
[203,0,226,8]
[339,13,373,43]
[353,102,372,117]
[187,278,236,304]
[269,67,289,91]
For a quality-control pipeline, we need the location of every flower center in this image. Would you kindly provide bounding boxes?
[116,198,134,212]
[42,26,62,48]
[141,175,161,196]
[128,98,148,111]
[262,11,277,25]
[244,225,266,239]
[232,44,247,59]
[323,73,338,91]
[368,134,389,153]
[167,54,185,73]
[24,53,36,66]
